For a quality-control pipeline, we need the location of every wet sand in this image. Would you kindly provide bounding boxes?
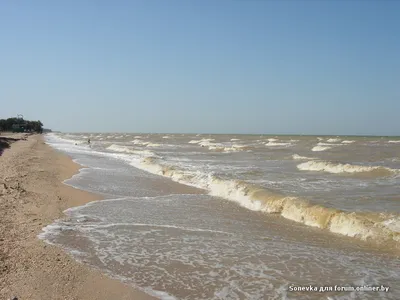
[0,134,155,300]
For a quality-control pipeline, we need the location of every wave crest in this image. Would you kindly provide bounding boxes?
[107,144,135,153]
[107,145,156,158]
[312,145,331,152]
[265,142,292,147]
[131,157,400,247]
[327,138,341,142]
[188,138,215,144]
[297,160,397,175]
[292,154,315,160]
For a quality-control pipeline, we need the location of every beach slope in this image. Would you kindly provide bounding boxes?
[0,134,154,300]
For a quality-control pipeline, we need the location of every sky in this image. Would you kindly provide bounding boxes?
[0,0,399,135]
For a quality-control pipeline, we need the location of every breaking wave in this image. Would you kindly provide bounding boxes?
[297,160,398,176]
[208,144,252,152]
[146,143,162,147]
[317,142,342,146]
[265,142,292,147]
[131,139,148,145]
[107,144,136,153]
[208,145,237,152]
[342,140,355,144]
[389,140,400,144]
[106,145,156,157]
[188,138,251,152]
[327,138,341,143]
[129,157,400,247]
[312,145,332,152]
[188,138,215,144]
[48,133,400,249]
[292,154,315,160]
[311,142,343,151]
[130,139,162,147]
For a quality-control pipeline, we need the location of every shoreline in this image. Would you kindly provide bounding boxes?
[0,134,155,299]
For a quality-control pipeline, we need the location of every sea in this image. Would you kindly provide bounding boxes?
[39,132,400,300]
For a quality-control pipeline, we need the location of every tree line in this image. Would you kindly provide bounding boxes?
[0,117,44,133]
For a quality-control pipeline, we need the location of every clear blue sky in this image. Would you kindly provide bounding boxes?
[1,0,399,135]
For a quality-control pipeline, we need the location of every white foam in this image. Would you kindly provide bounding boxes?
[208,144,249,152]
[107,144,135,153]
[83,223,232,235]
[389,140,400,143]
[341,140,355,144]
[144,289,178,300]
[132,139,149,145]
[328,213,394,242]
[381,217,400,234]
[317,142,342,146]
[312,145,332,152]
[230,138,240,141]
[327,138,341,142]
[133,150,156,157]
[199,140,215,147]
[146,143,162,147]
[207,145,225,151]
[188,138,215,144]
[265,142,292,147]
[46,133,82,146]
[230,144,252,151]
[46,134,145,167]
[292,154,315,160]
[38,222,72,242]
[297,160,396,174]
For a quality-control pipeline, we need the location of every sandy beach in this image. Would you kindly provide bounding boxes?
[0,134,155,300]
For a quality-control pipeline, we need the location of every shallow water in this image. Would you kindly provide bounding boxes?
[40,133,400,299]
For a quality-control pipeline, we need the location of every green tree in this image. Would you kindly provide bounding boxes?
[0,117,44,133]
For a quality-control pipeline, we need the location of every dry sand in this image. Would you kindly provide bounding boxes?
[0,134,155,300]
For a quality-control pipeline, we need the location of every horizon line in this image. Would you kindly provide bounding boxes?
[50,131,400,138]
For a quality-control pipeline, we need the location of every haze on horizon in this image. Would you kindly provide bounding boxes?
[1,1,399,136]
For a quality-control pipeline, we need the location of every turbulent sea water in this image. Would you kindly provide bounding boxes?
[40,133,400,299]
